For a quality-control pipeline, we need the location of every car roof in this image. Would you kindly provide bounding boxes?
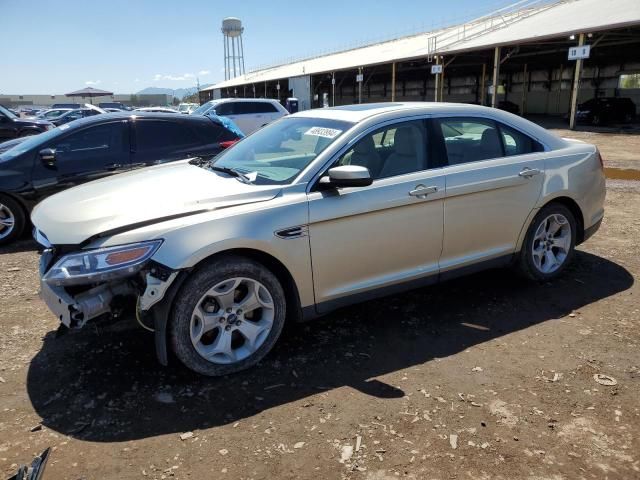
[293,102,518,123]
[55,111,215,128]
[213,98,281,104]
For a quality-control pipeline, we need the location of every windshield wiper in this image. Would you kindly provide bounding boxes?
[210,165,252,184]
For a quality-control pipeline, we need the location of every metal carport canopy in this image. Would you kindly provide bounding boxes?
[205,0,640,91]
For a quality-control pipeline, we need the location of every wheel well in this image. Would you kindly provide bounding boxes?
[0,192,29,223]
[545,197,585,244]
[193,248,303,323]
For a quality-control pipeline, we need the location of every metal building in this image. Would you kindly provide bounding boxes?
[202,0,640,129]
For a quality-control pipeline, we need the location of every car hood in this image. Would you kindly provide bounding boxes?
[13,117,51,127]
[0,136,28,154]
[31,160,282,245]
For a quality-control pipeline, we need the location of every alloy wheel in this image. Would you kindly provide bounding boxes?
[189,277,275,364]
[0,203,16,241]
[531,213,572,274]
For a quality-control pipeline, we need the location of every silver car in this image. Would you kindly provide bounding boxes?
[32,103,606,376]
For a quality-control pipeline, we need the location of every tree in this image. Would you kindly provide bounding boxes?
[182,92,200,104]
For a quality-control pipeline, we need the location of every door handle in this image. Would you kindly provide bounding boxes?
[409,185,438,198]
[518,168,541,178]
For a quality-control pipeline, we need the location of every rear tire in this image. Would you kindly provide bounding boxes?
[169,255,286,376]
[517,203,577,282]
[0,195,26,247]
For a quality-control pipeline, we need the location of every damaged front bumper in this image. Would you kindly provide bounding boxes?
[40,279,134,328]
[38,249,177,330]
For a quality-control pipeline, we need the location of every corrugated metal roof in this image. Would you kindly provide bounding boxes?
[205,0,640,91]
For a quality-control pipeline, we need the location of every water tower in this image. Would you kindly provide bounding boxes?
[222,17,245,81]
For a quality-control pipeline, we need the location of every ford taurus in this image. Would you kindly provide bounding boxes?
[32,103,606,376]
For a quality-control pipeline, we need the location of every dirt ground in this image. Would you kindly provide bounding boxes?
[1,132,639,480]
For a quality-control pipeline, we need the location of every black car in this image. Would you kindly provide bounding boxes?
[497,100,520,115]
[576,97,636,125]
[98,102,132,111]
[0,104,53,140]
[0,112,242,245]
[50,108,103,126]
[51,103,82,109]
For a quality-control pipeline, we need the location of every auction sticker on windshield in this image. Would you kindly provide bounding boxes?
[304,126,342,139]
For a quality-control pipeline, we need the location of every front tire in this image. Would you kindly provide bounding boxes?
[0,195,26,247]
[169,255,286,376]
[517,203,577,281]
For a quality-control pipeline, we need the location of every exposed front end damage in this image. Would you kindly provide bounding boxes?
[40,279,135,329]
[37,237,179,333]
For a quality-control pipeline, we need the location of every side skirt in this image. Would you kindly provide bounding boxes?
[302,254,514,321]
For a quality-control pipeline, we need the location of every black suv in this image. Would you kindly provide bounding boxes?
[0,104,53,140]
[576,97,636,125]
[0,112,242,245]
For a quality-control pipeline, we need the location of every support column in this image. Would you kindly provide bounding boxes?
[358,67,363,104]
[569,33,585,130]
[434,56,440,102]
[332,72,335,106]
[480,63,486,106]
[440,57,446,102]
[491,46,501,108]
[391,62,396,102]
[521,63,528,116]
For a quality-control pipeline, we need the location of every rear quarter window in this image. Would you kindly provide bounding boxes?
[498,123,544,156]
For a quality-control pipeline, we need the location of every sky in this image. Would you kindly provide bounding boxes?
[2,0,518,94]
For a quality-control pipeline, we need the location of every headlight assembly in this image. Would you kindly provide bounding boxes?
[43,240,162,286]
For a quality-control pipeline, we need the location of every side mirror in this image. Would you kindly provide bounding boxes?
[39,148,56,166]
[320,165,372,188]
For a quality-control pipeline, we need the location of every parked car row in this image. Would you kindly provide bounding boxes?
[0,111,243,245]
[0,104,54,140]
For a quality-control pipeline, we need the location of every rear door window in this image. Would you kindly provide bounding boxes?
[253,102,279,113]
[215,102,238,116]
[437,118,504,165]
[134,120,199,162]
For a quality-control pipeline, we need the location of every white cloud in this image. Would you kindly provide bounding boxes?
[198,70,211,76]
[85,80,101,85]
[134,78,140,83]
[153,72,196,82]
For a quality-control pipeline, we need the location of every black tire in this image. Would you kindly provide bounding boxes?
[517,203,577,282]
[591,114,601,126]
[0,194,26,247]
[169,255,286,376]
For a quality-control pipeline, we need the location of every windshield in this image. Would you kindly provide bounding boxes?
[192,101,216,116]
[0,105,18,120]
[0,124,69,161]
[211,117,353,185]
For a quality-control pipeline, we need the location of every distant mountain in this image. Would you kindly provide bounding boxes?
[136,84,212,100]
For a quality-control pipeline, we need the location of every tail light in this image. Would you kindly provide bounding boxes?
[219,140,239,149]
